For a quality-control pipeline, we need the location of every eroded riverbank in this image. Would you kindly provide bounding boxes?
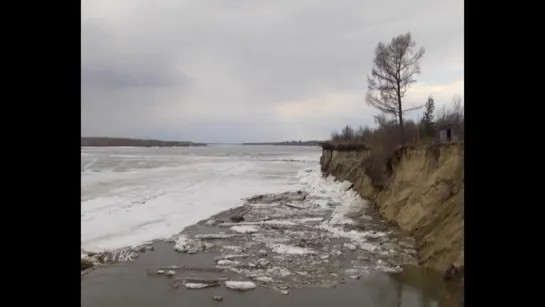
[320,143,464,275]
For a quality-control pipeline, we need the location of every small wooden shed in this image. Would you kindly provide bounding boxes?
[438,124,460,143]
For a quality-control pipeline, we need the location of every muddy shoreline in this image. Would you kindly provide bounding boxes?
[82,187,462,306]
[82,190,417,281]
[82,241,462,307]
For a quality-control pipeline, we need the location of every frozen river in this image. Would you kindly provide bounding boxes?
[81,145,321,251]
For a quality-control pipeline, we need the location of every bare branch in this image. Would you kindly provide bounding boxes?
[403,104,425,113]
[366,32,425,145]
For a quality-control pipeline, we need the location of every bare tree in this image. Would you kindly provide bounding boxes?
[366,32,425,145]
[340,124,356,140]
[330,130,341,141]
[452,95,464,124]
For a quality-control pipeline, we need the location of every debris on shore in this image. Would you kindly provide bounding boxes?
[81,242,155,274]
[83,181,419,292]
[153,189,417,291]
[81,258,94,271]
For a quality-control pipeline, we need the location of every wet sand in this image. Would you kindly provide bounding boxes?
[82,242,462,307]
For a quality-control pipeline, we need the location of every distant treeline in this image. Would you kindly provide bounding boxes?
[81,137,207,147]
[241,140,323,146]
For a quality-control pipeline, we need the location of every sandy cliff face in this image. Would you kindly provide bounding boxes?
[320,143,464,274]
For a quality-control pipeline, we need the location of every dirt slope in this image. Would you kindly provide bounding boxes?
[320,142,464,274]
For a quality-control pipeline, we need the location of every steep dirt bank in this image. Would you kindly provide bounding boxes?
[320,142,464,276]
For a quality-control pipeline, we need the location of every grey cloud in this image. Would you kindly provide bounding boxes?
[81,64,191,89]
[82,22,192,89]
[81,0,463,142]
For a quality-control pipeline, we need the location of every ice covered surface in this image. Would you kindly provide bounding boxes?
[81,145,320,251]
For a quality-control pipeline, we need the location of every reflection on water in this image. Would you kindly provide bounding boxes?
[82,243,463,307]
[387,265,463,307]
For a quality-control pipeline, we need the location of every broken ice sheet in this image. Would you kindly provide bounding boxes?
[225,281,257,290]
[184,282,217,289]
[223,245,244,252]
[269,243,317,255]
[377,265,403,273]
[162,171,417,290]
[230,225,260,234]
[267,266,291,277]
[293,217,323,223]
[257,258,270,268]
[220,220,298,228]
[203,242,215,249]
[253,276,274,283]
[217,259,241,266]
[174,235,204,253]
[215,254,250,260]
[343,243,358,251]
[195,233,242,239]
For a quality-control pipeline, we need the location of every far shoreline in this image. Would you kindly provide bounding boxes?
[81,137,207,147]
[240,141,323,146]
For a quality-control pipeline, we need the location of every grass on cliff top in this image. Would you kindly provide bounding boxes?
[325,139,367,145]
[320,140,371,150]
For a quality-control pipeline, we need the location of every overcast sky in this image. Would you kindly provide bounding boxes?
[82,0,463,143]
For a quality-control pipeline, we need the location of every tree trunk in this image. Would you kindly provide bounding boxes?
[397,84,405,146]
